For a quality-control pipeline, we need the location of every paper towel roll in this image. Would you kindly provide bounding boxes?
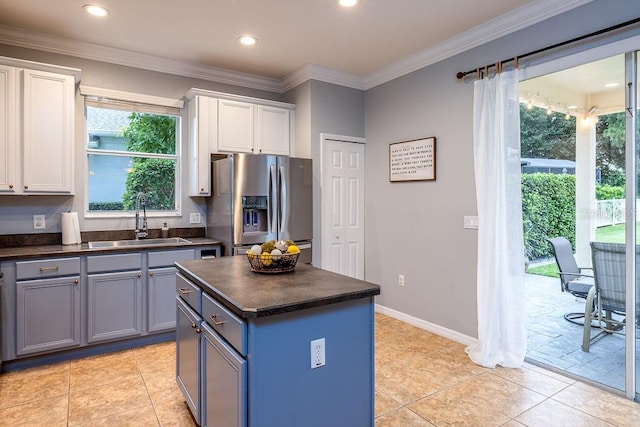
[62,212,81,245]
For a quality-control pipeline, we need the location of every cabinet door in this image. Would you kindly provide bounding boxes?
[22,69,74,194]
[176,297,202,424]
[189,96,217,196]
[16,276,81,356]
[218,99,254,153]
[87,271,142,343]
[202,323,247,427]
[148,267,178,332]
[0,65,17,193]
[256,105,290,156]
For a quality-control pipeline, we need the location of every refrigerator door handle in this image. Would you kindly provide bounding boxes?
[269,164,277,233]
[279,165,286,234]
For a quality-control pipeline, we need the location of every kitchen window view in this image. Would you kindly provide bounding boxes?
[85,103,180,215]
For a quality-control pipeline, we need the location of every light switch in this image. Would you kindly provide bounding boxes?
[464,216,478,229]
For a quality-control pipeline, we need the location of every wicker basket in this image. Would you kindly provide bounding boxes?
[246,252,299,274]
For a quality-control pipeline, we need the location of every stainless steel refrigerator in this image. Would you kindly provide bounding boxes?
[206,153,313,263]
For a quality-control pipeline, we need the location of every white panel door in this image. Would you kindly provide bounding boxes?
[322,138,365,279]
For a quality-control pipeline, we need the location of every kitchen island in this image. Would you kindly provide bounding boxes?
[175,256,380,427]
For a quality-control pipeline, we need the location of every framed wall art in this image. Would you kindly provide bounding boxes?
[389,137,436,182]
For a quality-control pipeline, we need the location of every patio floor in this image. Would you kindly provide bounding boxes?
[525,272,638,391]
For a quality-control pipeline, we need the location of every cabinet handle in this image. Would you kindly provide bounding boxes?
[191,322,197,329]
[178,287,192,294]
[195,328,202,334]
[209,314,226,326]
[74,279,78,285]
[39,266,59,272]
[149,272,154,276]
[8,184,13,189]
[137,272,142,278]
[24,185,28,189]
[200,188,205,192]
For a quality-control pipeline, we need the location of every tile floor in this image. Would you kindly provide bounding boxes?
[1,313,639,426]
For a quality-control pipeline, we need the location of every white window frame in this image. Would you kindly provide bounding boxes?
[81,86,184,219]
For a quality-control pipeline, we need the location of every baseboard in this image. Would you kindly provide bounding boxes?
[375,304,478,347]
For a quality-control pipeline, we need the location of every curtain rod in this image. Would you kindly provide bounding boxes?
[456,16,640,80]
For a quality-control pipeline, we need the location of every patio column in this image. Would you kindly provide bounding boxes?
[575,114,597,267]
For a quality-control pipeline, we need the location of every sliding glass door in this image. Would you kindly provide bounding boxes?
[521,46,639,400]
[629,50,638,401]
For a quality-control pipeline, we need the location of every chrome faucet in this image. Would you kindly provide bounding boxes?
[134,192,148,239]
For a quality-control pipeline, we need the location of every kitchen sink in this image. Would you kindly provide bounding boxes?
[88,237,191,248]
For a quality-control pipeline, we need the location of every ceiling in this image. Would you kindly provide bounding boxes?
[0,0,593,92]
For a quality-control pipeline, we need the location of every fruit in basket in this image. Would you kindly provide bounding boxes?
[260,252,272,266]
[261,241,276,253]
[275,240,288,252]
[271,248,282,260]
[287,245,300,254]
[250,244,262,255]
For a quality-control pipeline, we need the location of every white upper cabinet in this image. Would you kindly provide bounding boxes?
[255,105,290,156]
[0,65,17,193]
[218,99,255,153]
[188,96,218,196]
[0,61,76,195]
[22,70,75,194]
[185,89,295,197]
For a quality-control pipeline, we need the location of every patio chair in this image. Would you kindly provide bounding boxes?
[547,237,595,325]
[583,241,640,351]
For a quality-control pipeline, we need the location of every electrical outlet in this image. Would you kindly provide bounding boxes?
[189,213,201,224]
[33,215,45,230]
[310,338,325,369]
[398,274,405,287]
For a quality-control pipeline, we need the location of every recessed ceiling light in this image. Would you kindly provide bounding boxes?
[338,0,359,7]
[605,82,619,88]
[83,4,110,17]
[239,35,258,46]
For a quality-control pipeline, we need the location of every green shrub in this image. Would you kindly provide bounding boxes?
[595,184,624,200]
[522,173,576,260]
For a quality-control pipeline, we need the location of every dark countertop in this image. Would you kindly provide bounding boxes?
[175,256,381,319]
[0,238,223,261]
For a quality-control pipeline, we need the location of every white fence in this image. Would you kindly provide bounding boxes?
[596,199,627,227]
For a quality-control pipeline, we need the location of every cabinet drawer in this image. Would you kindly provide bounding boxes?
[176,273,201,313]
[202,291,246,356]
[148,249,195,268]
[16,257,80,280]
[87,253,141,273]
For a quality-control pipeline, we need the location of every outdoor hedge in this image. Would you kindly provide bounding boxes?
[522,173,576,260]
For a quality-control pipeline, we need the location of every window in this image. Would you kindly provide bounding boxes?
[84,94,182,216]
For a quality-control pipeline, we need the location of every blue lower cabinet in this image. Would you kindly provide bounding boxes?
[87,271,142,343]
[201,322,246,427]
[176,297,202,424]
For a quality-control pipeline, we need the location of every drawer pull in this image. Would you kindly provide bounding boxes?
[178,287,192,294]
[149,272,154,276]
[39,266,59,273]
[74,279,79,285]
[209,314,226,326]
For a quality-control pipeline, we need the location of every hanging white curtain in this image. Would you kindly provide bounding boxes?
[466,70,526,368]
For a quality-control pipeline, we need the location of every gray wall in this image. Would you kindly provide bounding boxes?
[363,0,640,338]
[0,44,288,236]
[287,80,365,266]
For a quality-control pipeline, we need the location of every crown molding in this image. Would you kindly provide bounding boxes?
[0,0,592,94]
[281,64,364,92]
[363,0,594,89]
[0,24,283,93]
